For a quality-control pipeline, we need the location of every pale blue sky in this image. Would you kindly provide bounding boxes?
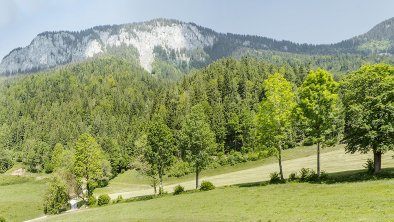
[1,0,394,59]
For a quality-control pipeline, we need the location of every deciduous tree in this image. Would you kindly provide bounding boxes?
[179,104,216,189]
[257,73,296,180]
[298,69,342,176]
[341,64,394,174]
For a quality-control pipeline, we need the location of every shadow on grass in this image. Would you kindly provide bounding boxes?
[233,167,394,188]
[323,167,394,184]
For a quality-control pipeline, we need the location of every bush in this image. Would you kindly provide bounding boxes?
[0,153,13,174]
[0,216,6,222]
[97,194,111,206]
[87,195,97,206]
[299,168,318,182]
[320,171,329,181]
[227,151,246,165]
[167,160,193,177]
[200,181,215,191]
[246,152,260,161]
[288,172,298,181]
[173,185,185,195]
[363,158,374,174]
[269,172,282,184]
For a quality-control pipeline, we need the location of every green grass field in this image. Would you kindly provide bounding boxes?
[94,145,343,196]
[0,175,47,222]
[41,176,394,222]
[2,145,394,222]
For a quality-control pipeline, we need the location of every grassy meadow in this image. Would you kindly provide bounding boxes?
[0,175,47,222]
[42,176,394,222]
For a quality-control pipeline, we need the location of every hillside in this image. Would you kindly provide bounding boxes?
[2,17,394,75]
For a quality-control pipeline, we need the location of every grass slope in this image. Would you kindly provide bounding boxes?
[42,178,394,222]
[94,145,343,196]
[0,175,47,222]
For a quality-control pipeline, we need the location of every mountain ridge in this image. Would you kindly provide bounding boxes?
[1,17,394,75]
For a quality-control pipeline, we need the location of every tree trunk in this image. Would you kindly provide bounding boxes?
[158,170,163,194]
[373,150,382,174]
[195,165,199,189]
[317,142,321,177]
[278,145,284,181]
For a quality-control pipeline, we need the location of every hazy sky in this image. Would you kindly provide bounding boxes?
[1,0,394,59]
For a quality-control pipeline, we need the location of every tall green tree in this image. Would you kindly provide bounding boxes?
[341,64,394,174]
[257,73,296,180]
[179,104,216,189]
[73,133,109,197]
[298,69,342,176]
[145,115,176,193]
[43,175,70,215]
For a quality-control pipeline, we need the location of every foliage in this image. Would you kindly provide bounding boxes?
[199,181,215,191]
[341,64,394,173]
[173,185,185,195]
[0,57,162,176]
[73,133,110,196]
[22,139,51,172]
[97,194,111,206]
[298,68,342,175]
[299,168,319,182]
[43,176,70,215]
[167,160,193,178]
[363,159,375,175]
[0,151,13,174]
[87,196,97,206]
[145,115,176,189]
[269,172,282,184]
[179,104,216,188]
[257,73,296,180]
[0,216,5,222]
[288,172,298,181]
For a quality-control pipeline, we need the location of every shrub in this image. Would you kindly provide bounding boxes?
[246,152,260,161]
[299,168,318,182]
[269,172,282,184]
[320,171,329,180]
[0,153,13,174]
[288,172,298,181]
[97,194,111,206]
[200,181,215,191]
[87,195,97,206]
[173,185,185,195]
[227,151,246,165]
[363,158,374,174]
[0,216,6,222]
[299,168,312,182]
[167,160,193,177]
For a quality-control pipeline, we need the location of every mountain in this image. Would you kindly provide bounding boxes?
[1,17,394,75]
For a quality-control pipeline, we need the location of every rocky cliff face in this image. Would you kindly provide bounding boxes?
[0,19,217,74]
[3,17,394,75]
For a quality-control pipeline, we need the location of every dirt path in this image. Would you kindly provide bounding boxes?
[108,149,394,199]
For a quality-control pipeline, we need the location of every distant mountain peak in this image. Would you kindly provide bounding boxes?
[1,17,394,75]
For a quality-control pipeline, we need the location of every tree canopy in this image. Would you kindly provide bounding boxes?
[341,64,394,173]
[298,69,342,176]
[257,73,296,180]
